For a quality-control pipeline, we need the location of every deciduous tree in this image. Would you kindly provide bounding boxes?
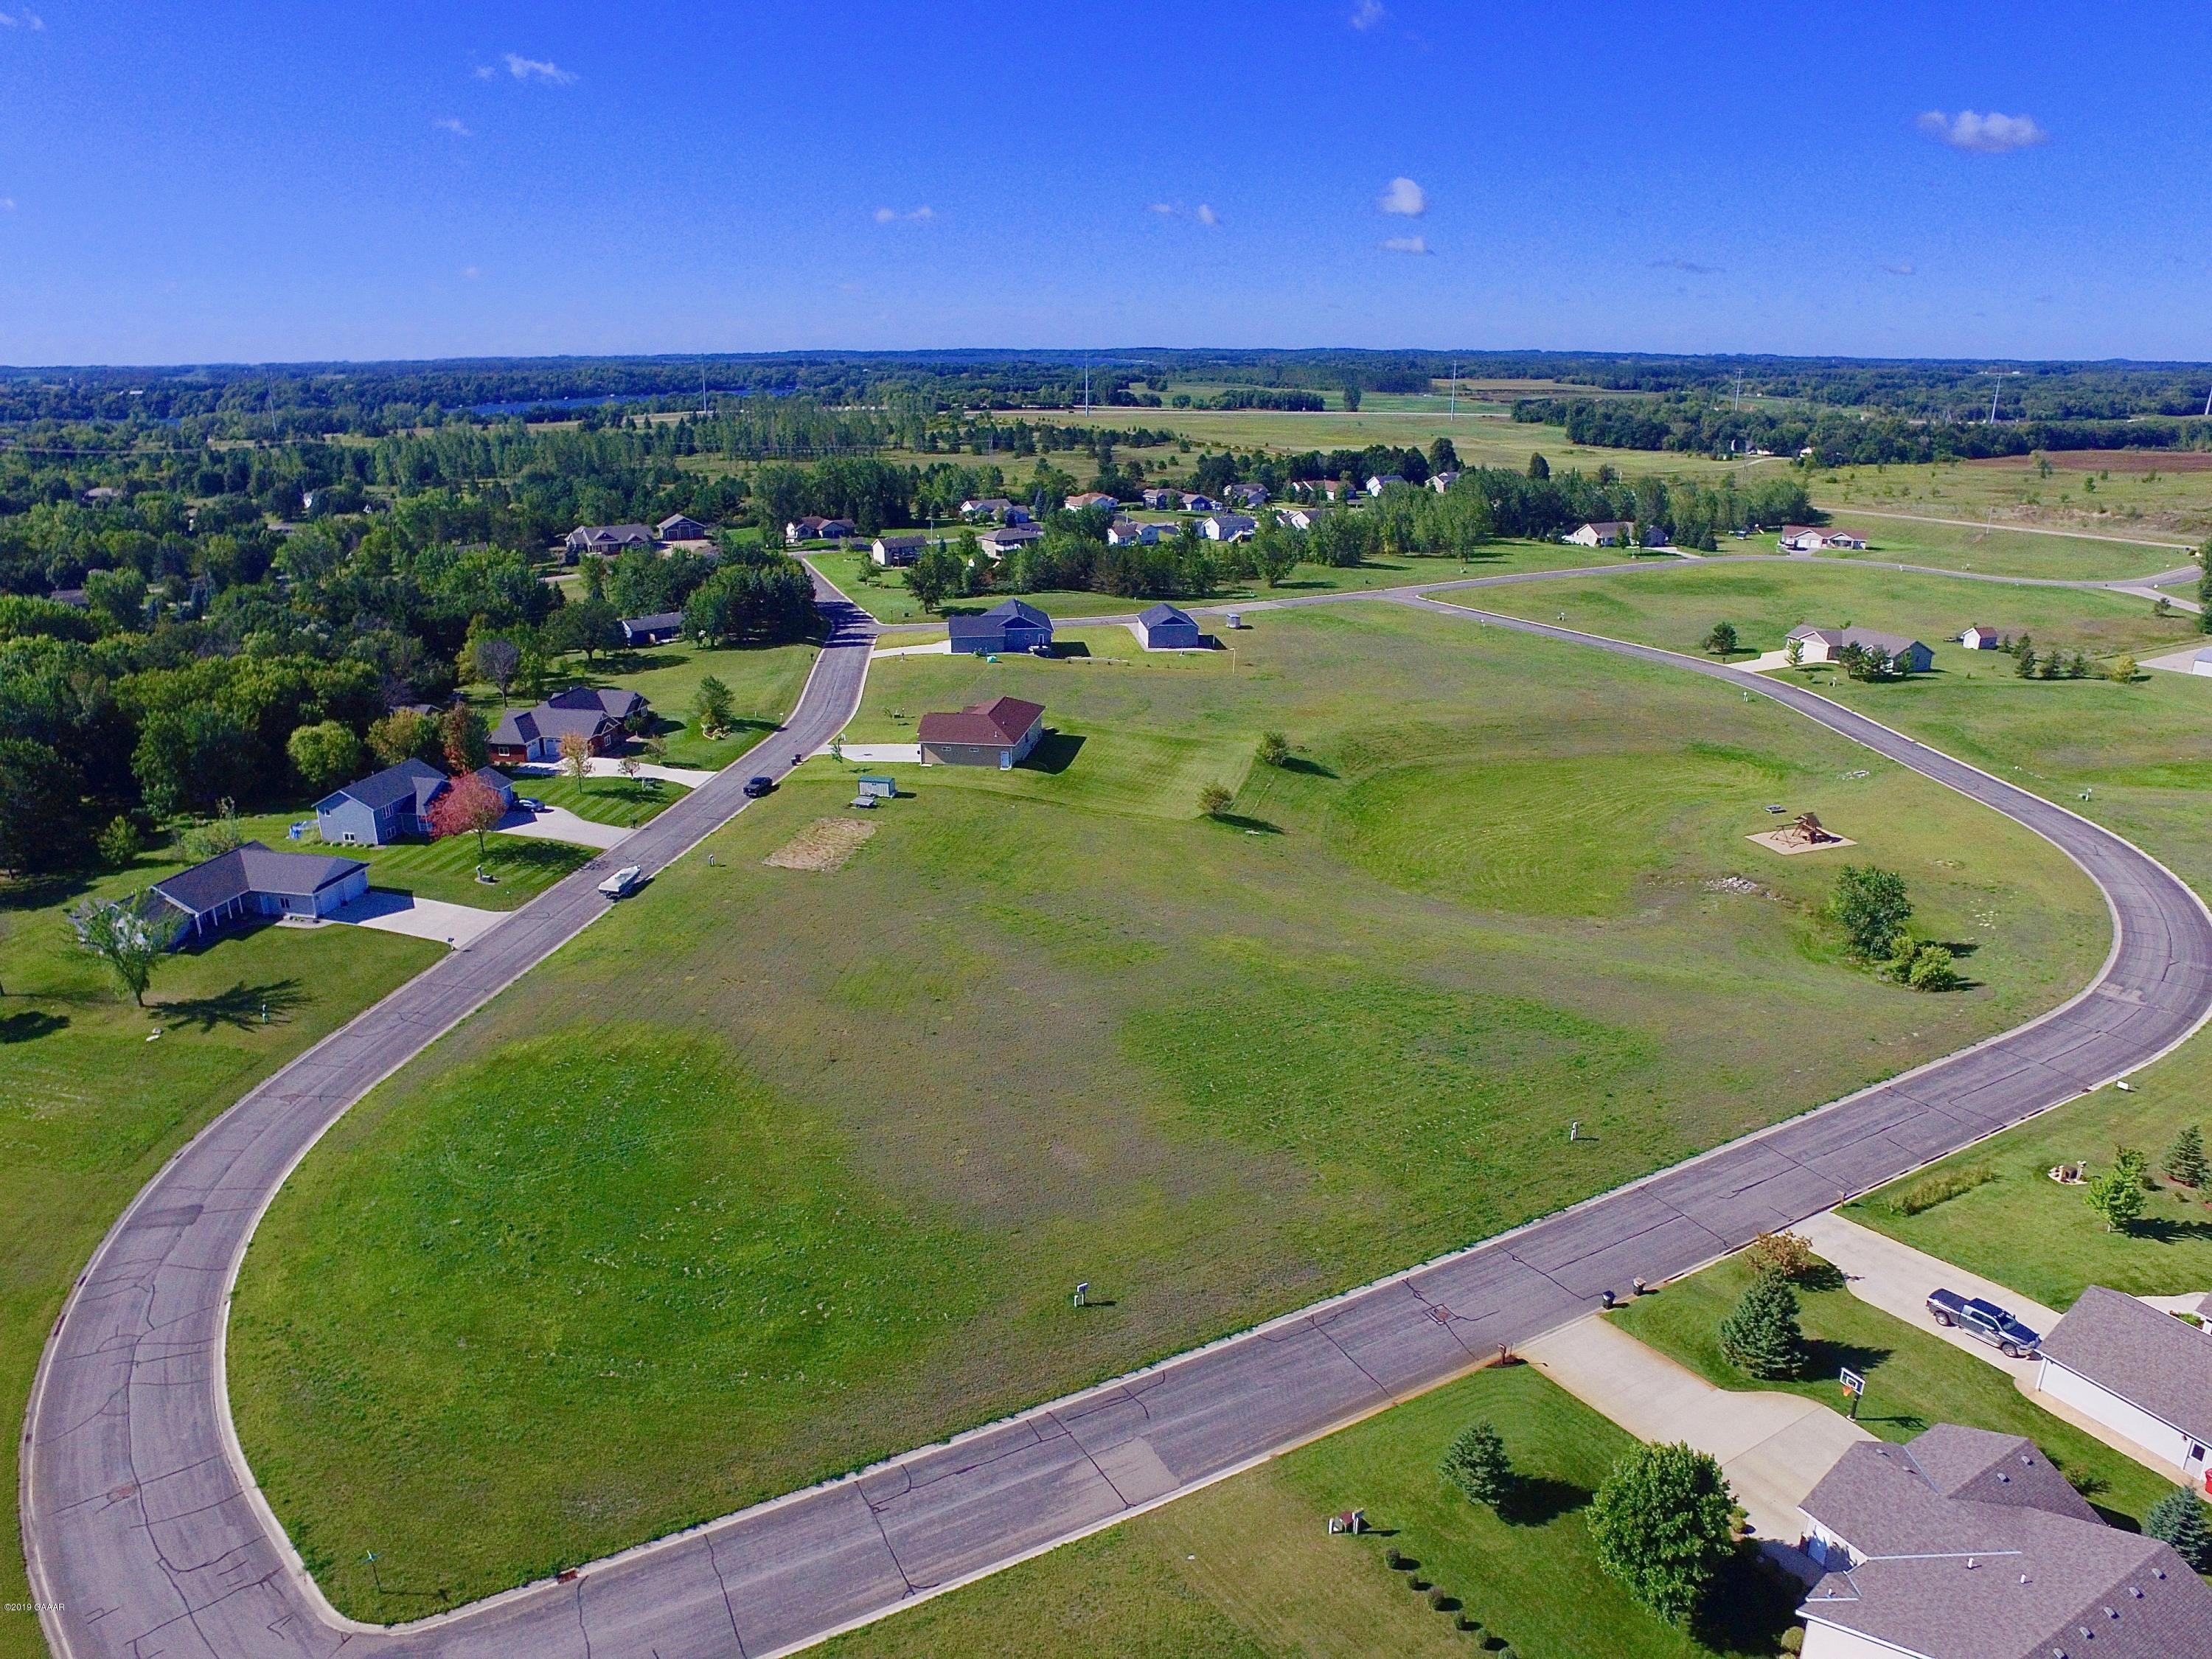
[441,704,489,774]
[69,897,161,1006]
[693,675,734,740]
[2086,1147,2149,1232]
[1828,866,1913,958]
[1705,621,1738,656]
[559,729,594,793]
[1589,1442,1737,1625]
[427,769,509,863]
[0,737,83,874]
[286,720,362,795]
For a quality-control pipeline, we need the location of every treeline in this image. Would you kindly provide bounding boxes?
[1516,393,2212,466]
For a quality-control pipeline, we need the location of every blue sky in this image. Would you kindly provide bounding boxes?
[1,1,2207,366]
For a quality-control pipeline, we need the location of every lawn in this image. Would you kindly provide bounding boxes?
[1843,1022,2212,1312]
[230,602,2114,1619]
[1610,1255,2175,1530]
[0,855,439,1659]
[498,768,683,827]
[825,1363,1798,1659]
[228,810,589,909]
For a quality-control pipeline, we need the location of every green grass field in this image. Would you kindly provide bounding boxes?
[498,768,681,827]
[1455,562,2212,896]
[1812,453,2212,550]
[0,857,440,1659]
[1805,515,2188,582]
[229,602,2115,1620]
[1845,1023,2212,1311]
[825,1363,1798,1659]
[1610,1255,2175,1529]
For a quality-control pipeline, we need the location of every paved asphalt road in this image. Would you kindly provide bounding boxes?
[24,574,2212,1659]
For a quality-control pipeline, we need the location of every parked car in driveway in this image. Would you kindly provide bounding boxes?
[518,796,546,813]
[742,776,775,798]
[1927,1288,2042,1357]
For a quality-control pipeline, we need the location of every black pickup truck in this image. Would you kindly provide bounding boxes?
[1926,1288,2042,1358]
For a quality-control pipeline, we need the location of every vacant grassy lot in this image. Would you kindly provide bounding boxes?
[1610,1255,2174,1529]
[1807,515,2187,582]
[826,1363,1795,1659]
[232,603,2110,1618]
[498,768,681,827]
[1813,453,2212,548]
[1846,1023,2212,1310]
[0,856,438,1659]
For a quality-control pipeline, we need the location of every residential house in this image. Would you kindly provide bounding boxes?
[314,759,515,847]
[564,524,654,560]
[1200,512,1256,543]
[619,611,684,647]
[1792,1424,2212,1659]
[1427,470,1461,493]
[872,533,928,568]
[146,843,371,946]
[959,496,1018,521]
[1364,473,1406,495]
[1065,491,1121,512]
[1566,520,1632,547]
[1135,602,1203,650]
[2194,647,2212,678]
[975,524,1043,560]
[917,696,1046,768]
[487,686,649,765]
[1178,492,1220,513]
[1140,487,1178,510]
[1227,482,1270,508]
[946,598,1054,656]
[1786,625,1935,675]
[785,517,856,543]
[1959,625,2003,650]
[655,513,710,543]
[1779,524,1871,553]
[83,485,123,505]
[46,585,90,609]
[1277,507,1326,532]
[2037,1285,2212,1490]
[1293,478,1346,501]
[1105,518,1161,547]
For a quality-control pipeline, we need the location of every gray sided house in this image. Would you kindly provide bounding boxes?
[1135,602,1202,650]
[620,611,684,646]
[946,598,1054,655]
[872,533,927,567]
[564,524,653,561]
[489,686,649,764]
[316,760,517,846]
[2036,1285,2212,1488]
[1787,625,1935,675]
[975,524,1043,560]
[655,513,709,542]
[1105,518,1160,547]
[1200,512,1256,542]
[917,696,1046,769]
[146,842,369,946]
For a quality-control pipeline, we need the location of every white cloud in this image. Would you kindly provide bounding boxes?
[1916,109,2046,154]
[1378,176,1425,217]
[874,205,934,223]
[1380,235,1430,254]
[1349,0,1387,29]
[435,117,473,137]
[460,265,481,279]
[1881,260,1916,276]
[0,10,47,28]
[1194,203,1220,226]
[503,52,577,85]
[473,63,495,79]
[0,198,14,212]
[1147,202,1176,215]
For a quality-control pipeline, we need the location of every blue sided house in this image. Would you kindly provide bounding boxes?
[316,759,517,846]
[946,599,1054,656]
[145,843,370,947]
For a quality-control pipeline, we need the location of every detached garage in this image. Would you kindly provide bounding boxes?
[1135,602,1203,650]
[2035,1284,2212,1493]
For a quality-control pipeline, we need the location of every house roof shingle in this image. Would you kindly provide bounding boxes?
[918,696,1046,748]
[151,842,366,916]
[316,757,447,816]
[1138,602,1194,629]
[2039,1284,2212,1444]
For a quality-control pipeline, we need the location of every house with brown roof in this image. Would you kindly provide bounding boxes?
[564,524,654,560]
[487,686,649,764]
[871,533,928,567]
[1795,1424,2212,1658]
[1787,625,1934,675]
[917,696,1046,769]
[1065,491,1120,512]
[2037,1285,2212,1489]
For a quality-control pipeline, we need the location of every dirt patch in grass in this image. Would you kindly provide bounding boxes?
[763,816,877,872]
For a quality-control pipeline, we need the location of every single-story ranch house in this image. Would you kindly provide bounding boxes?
[785,516,857,543]
[959,497,1027,523]
[918,696,1046,768]
[2037,1284,2212,1491]
[619,611,684,646]
[1779,524,1870,552]
[1364,473,1405,495]
[1065,490,1120,512]
[1105,519,1161,547]
[147,843,370,947]
[947,599,1054,656]
[872,532,927,567]
[564,524,654,560]
[1787,625,1935,674]
[1793,1423,2212,1658]
[1135,602,1203,650]
[314,759,517,846]
[1566,519,1631,547]
[489,686,650,764]
[655,513,710,542]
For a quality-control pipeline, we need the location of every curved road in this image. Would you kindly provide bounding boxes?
[24,575,2212,1659]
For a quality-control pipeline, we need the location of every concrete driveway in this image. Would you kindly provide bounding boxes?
[815,742,922,762]
[509,757,714,787]
[1795,1211,2062,1374]
[492,804,630,850]
[872,639,950,658]
[1520,1315,1869,1555]
[331,890,504,949]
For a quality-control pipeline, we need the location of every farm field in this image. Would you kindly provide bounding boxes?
[231,602,2112,1619]
[1812,453,2212,548]
[0,857,439,1654]
[1609,1253,2176,1530]
[1845,1023,2212,1312]
[1803,514,2188,582]
[1456,563,2212,894]
[824,1363,1798,1659]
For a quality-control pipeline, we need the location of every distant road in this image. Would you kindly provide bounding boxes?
[25,570,2212,1659]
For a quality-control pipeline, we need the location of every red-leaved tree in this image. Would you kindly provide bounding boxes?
[428,771,509,864]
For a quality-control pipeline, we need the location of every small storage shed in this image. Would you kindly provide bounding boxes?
[855,775,897,799]
[1135,603,1203,650]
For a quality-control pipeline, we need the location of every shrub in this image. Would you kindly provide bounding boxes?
[1705,621,1738,656]
[96,814,144,869]
[2110,653,2138,684]
[1904,942,1959,992]
[2086,1147,2150,1232]
[1256,731,1290,766]
[2149,1486,2212,1571]
[1887,1164,1994,1217]
[1426,1587,1450,1611]
[1197,782,1234,818]
[1718,1271,1808,1380]
[1440,1419,1513,1508]
[1781,1629,1805,1655]
[1745,1230,1816,1281]
[1384,1546,1405,1570]
[1828,866,1912,958]
[1455,1613,1482,1633]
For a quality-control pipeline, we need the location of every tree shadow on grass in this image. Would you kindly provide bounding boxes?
[1,869,104,914]
[1211,813,1284,835]
[1496,1475,1590,1528]
[2131,1217,2212,1245]
[1691,1545,1805,1654]
[157,978,308,1033]
[1276,756,1338,778]
[1017,733,1085,774]
[0,1009,69,1043]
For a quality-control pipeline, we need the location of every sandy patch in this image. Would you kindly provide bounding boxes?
[763,817,878,872]
[1747,828,1857,856]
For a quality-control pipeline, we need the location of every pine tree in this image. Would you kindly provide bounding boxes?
[1441,1419,1513,1509]
[2149,1486,2212,1571]
[2086,1147,2149,1233]
[2166,1123,2208,1189]
[1719,1271,1808,1380]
